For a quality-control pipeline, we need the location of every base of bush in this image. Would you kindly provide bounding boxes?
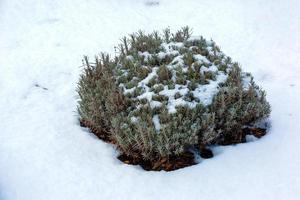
[80,118,267,171]
[80,119,114,143]
[218,127,267,146]
[118,151,196,171]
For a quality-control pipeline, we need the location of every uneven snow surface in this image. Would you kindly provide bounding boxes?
[1,0,300,199]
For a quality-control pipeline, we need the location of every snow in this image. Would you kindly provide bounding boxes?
[200,65,218,73]
[138,51,152,61]
[139,67,159,86]
[193,54,210,64]
[170,55,185,66]
[152,115,161,131]
[242,73,252,89]
[192,72,228,106]
[150,100,162,109]
[157,43,180,59]
[131,116,139,123]
[1,0,300,200]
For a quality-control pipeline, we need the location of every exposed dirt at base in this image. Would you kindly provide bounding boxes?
[80,119,267,171]
[118,151,196,171]
[219,127,267,146]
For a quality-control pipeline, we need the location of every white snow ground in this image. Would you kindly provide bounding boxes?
[1,0,300,199]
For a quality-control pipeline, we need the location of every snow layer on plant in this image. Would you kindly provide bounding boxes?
[1,1,300,200]
[152,115,161,131]
[117,36,233,114]
[192,72,228,106]
[242,72,252,89]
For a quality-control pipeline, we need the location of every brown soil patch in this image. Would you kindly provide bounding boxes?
[118,151,196,171]
[219,127,267,146]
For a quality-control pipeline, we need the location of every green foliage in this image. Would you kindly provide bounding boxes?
[77,55,126,133]
[77,27,271,162]
[157,65,172,82]
[209,65,271,144]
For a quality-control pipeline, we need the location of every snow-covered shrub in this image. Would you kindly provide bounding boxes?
[77,27,270,163]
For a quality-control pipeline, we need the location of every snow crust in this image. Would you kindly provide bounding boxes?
[1,0,300,200]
